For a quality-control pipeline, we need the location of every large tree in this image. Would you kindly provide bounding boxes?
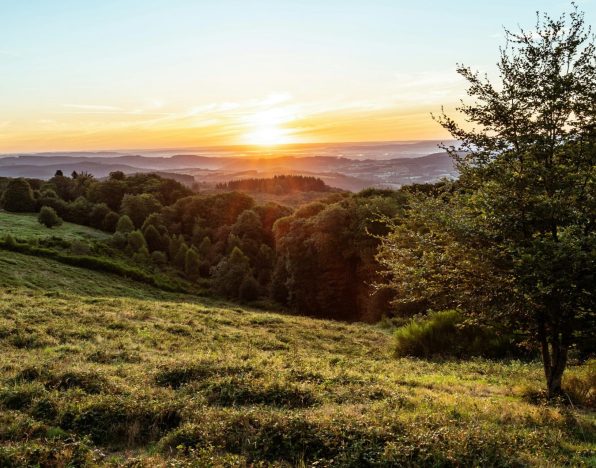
[378,6,595,397]
[2,178,36,212]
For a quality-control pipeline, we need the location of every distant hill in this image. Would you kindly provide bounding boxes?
[0,146,459,191]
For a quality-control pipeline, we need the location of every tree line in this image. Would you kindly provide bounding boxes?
[215,175,332,194]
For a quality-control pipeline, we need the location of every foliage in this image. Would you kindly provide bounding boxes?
[184,247,201,279]
[2,178,36,212]
[37,206,62,229]
[378,5,596,397]
[393,310,520,359]
[239,274,260,302]
[216,174,332,194]
[211,247,252,299]
[273,191,404,321]
[121,193,162,228]
[115,215,134,234]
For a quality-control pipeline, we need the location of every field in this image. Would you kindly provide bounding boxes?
[0,248,594,466]
[0,211,110,243]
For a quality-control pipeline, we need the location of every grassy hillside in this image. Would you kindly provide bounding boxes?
[0,249,594,466]
[0,211,110,243]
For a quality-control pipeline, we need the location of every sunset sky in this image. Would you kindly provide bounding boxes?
[1,0,594,152]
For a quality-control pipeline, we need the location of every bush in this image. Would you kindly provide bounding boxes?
[564,359,595,408]
[59,397,181,446]
[393,310,515,359]
[151,250,168,266]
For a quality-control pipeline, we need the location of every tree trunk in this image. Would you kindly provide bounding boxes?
[546,339,568,398]
[538,318,570,399]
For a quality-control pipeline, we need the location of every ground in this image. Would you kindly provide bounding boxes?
[0,248,594,466]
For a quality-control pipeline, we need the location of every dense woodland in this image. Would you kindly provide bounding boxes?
[0,171,406,323]
[215,174,333,194]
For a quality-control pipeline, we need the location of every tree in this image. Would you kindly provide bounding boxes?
[89,203,110,229]
[2,178,36,212]
[38,206,62,228]
[127,230,147,252]
[211,246,252,298]
[103,211,120,232]
[174,242,189,270]
[239,274,260,301]
[87,179,126,211]
[379,6,595,398]
[116,215,135,234]
[121,193,162,228]
[143,225,164,252]
[184,247,201,279]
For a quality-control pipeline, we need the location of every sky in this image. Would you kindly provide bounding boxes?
[0,0,594,152]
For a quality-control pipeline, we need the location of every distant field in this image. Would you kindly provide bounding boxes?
[0,249,593,466]
[0,211,109,242]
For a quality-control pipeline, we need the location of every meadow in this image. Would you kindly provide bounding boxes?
[0,211,109,243]
[0,248,594,466]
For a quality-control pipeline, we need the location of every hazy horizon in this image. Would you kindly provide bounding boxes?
[0,139,454,159]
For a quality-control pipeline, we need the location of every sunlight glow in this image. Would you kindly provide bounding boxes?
[243,108,298,146]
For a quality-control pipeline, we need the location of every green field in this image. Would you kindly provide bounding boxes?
[0,211,109,243]
[0,249,594,466]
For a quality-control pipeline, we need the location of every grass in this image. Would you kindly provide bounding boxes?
[0,210,109,243]
[0,249,594,466]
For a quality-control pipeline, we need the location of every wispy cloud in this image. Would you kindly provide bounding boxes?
[62,104,124,112]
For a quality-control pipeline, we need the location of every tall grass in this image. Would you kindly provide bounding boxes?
[393,310,517,359]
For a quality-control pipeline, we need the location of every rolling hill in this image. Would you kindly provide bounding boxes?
[0,245,593,466]
[0,142,459,191]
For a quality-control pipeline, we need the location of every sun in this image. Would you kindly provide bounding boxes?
[243,108,297,146]
[244,125,292,146]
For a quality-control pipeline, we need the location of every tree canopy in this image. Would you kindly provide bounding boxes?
[378,5,595,397]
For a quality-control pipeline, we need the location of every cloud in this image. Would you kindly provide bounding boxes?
[62,104,124,112]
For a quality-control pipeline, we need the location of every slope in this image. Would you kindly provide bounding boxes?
[0,250,593,466]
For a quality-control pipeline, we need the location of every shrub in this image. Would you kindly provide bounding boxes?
[59,397,181,446]
[564,360,595,408]
[393,310,515,359]
[151,250,168,266]
[70,239,91,255]
[38,206,63,228]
